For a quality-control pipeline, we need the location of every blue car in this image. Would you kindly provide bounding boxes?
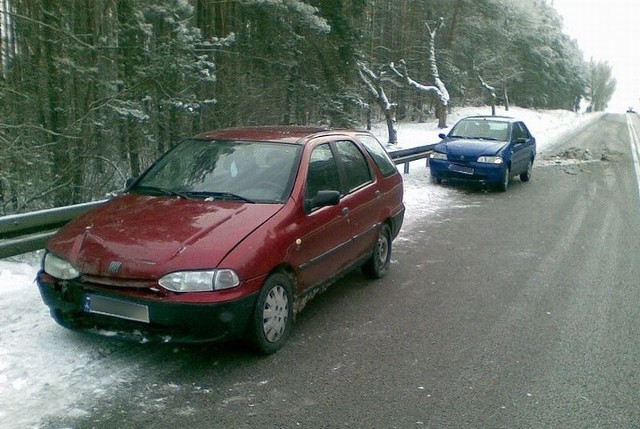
[429,116,536,191]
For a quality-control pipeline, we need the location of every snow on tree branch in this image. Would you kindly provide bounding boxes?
[357,62,396,113]
[425,17,449,107]
[245,0,330,33]
[477,74,496,99]
[388,60,448,105]
[357,61,398,145]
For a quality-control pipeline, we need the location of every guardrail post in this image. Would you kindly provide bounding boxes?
[388,144,435,175]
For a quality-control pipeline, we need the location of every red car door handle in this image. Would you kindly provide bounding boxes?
[341,207,350,216]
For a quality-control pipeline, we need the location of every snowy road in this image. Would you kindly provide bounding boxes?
[0,107,607,428]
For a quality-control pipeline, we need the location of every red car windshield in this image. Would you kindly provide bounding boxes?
[133,139,302,203]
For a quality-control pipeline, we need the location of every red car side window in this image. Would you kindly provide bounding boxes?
[306,143,341,198]
[335,140,372,192]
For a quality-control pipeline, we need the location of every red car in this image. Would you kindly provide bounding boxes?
[37,127,405,353]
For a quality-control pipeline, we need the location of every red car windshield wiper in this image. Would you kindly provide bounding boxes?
[190,191,255,204]
[132,186,193,199]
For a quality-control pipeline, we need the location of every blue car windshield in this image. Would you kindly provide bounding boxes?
[133,139,302,203]
[450,120,510,141]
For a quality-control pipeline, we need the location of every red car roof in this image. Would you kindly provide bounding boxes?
[195,126,332,143]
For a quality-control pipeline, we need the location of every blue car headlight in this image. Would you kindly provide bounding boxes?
[430,152,447,160]
[476,155,503,164]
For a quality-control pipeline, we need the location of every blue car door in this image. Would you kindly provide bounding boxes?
[510,122,535,175]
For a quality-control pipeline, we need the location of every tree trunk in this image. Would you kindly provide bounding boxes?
[127,122,140,178]
[385,107,398,145]
[436,101,447,129]
[42,0,72,206]
[426,18,449,128]
[503,80,510,111]
[444,0,464,50]
[357,62,398,144]
[117,0,141,177]
[478,74,497,116]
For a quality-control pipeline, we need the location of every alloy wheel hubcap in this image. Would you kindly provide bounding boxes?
[377,234,389,266]
[262,285,289,343]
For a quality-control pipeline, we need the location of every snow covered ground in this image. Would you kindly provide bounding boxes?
[0,106,600,428]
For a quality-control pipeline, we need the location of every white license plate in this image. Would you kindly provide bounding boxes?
[84,295,150,323]
[449,164,474,175]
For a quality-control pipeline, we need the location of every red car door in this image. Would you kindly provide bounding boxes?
[291,142,355,292]
[332,140,381,260]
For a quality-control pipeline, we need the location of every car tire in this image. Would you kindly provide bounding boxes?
[498,167,510,192]
[432,174,442,184]
[520,159,532,182]
[249,272,293,354]
[362,223,392,279]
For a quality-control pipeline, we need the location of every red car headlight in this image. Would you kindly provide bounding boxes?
[159,269,240,292]
[43,252,80,280]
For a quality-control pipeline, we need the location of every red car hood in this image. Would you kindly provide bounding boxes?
[47,194,283,279]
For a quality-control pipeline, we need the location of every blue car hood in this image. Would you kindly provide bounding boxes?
[436,139,507,157]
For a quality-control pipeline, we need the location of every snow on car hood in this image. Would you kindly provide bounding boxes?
[47,194,283,279]
[438,139,507,157]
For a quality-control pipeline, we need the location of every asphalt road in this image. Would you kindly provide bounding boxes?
[43,113,640,429]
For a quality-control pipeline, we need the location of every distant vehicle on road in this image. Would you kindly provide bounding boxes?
[36,127,405,354]
[429,116,536,191]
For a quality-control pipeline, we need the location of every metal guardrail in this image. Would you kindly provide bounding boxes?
[0,200,106,259]
[390,144,436,173]
[0,145,434,259]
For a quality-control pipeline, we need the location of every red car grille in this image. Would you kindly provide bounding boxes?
[80,274,158,290]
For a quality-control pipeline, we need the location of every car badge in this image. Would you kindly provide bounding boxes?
[107,261,123,274]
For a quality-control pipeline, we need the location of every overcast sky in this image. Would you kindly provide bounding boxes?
[552,0,640,111]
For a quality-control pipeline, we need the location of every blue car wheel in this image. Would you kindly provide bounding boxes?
[498,167,510,192]
[520,159,533,182]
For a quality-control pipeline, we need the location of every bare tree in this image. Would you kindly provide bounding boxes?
[425,18,449,128]
[388,18,450,128]
[357,62,399,145]
[477,74,497,116]
[587,60,616,112]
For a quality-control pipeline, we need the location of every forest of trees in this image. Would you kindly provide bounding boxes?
[0,0,616,214]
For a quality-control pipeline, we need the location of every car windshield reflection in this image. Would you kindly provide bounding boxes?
[132,139,302,203]
[450,119,510,141]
